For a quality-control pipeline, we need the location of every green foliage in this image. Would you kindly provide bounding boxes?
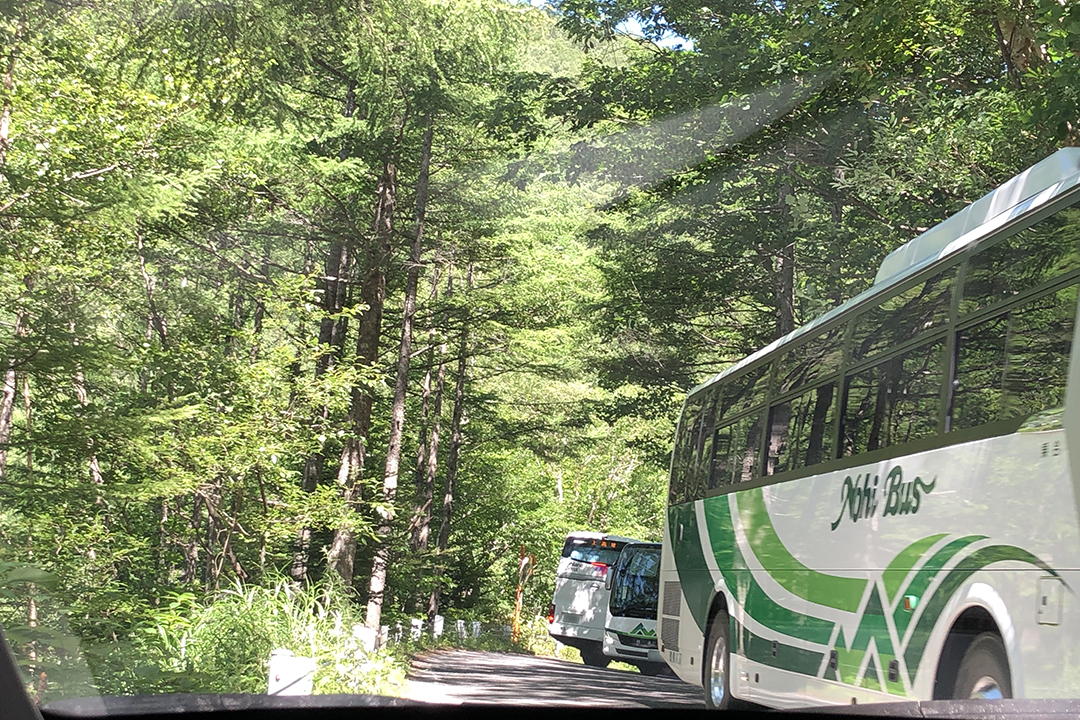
[4,0,1080,702]
[85,579,408,697]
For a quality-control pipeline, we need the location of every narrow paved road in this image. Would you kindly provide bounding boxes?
[406,650,705,708]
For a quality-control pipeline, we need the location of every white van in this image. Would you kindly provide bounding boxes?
[602,541,667,675]
[546,531,639,666]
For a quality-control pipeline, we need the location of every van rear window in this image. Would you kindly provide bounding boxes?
[561,537,623,565]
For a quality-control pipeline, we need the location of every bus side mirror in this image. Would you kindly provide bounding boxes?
[605,564,616,591]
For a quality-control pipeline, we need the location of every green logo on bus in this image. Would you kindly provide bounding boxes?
[830,465,936,531]
[630,623,656,638]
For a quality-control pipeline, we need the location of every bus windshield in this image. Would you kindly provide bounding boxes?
[609,545,661,618]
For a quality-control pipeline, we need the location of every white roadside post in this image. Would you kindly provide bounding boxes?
[456,620,466,642]
[433,615,444,638]
[267,649,316,696]
[410,618,423,641]
[353,624,377,654]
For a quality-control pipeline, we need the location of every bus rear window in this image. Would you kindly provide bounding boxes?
[561,538,624,565]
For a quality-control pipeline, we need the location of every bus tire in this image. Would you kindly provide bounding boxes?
[580,644,611,668]
[952,632,1011,700]
[703,608,745,710]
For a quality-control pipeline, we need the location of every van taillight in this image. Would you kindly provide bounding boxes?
[546,603,555,623]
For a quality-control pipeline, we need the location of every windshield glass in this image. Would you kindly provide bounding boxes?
[2,0,1079,712]
[562,538,624,566]
[609,546,660,618]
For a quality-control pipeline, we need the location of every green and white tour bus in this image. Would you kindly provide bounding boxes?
[658,148,1080,709]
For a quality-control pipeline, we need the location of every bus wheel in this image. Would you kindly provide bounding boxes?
[952,633,1011,700]
[580,645,611,668]
[704,609,739,709]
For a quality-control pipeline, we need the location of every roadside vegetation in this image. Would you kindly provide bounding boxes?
[1,0,1078,702]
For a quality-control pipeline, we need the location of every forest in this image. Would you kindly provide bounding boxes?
[1,0,1079,700]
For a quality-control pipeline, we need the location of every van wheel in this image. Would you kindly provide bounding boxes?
[953,633,1011,700]
[703,608,745,709]
[580,645,611,668]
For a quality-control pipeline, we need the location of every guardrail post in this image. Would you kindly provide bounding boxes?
[267,649,315,696]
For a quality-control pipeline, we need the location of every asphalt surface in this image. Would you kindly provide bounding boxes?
[406,650,706,708]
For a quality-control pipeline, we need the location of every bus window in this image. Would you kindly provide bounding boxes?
[669,394,705,503]
[766,382,836,475]
[720,364,770,418]
[852,268,954,361]
[952,315,1007,430]
[842,340,944,456]
[561,537,625,566]
[953,282,1079,430]
[709,412,761,488]
[688,388,719,499]
[961,209,1080,316]
[709,422,733,490]
[1004,284,1079,419]
[774,325,844,395]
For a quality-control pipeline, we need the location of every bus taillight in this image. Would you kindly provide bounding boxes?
[546,603,555,623]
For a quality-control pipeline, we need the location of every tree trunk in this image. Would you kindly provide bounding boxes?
[775,181,796,339]
[408,273,443,554]
[325,156,396,585]
[137,231,168,347]
[365,118,433,630]
[183,495,201,585]
[428,300,469,624]
[413,344,445,555]
[0,13,23,171]
[291,234,352,581]
[764,181,797,474]
[73,368,104,488]
[0,19,22,478]
[408,345,434,553]
[0,309,24,480]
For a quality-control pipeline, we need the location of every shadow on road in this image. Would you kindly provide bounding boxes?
[407,650,704,708]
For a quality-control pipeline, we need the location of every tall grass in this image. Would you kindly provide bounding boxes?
[91,578,407,697]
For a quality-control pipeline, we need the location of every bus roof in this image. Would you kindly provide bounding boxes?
[687,148,1080,400]
[564,531,641,544]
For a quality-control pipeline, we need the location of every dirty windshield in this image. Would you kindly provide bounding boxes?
[2,0,1080,712]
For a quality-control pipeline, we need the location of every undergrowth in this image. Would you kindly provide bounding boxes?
[87,577,408,697]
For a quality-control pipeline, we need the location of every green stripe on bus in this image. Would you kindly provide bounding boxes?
[893,534,986,639]
[736,486,867,613]
[851,585,893,656]
[734,617,824,677]
[669,502,714,633]
[831,587,906,695]
[902,545,1058,685]
[703,495,834,646]
[883,533,948,602]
